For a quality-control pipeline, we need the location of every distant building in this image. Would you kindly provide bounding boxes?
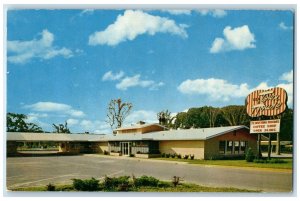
[7,123,257,160]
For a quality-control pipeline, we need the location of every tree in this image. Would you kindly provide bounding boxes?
[205,106,221,127]
[221,105,250,126]
[174,112,189,129]
[157,110,174,128]
[7,112,43,132]
[53,121,70,133]
[106,98,133,130]
[279,108,293,141]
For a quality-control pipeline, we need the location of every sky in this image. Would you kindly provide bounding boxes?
[6,9,294,134]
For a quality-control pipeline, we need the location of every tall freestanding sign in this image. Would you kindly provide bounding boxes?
[245,87,288,158]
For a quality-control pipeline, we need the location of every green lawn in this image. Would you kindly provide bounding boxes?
[155,158,293,170]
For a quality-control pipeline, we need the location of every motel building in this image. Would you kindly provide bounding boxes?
[7,122,257,160]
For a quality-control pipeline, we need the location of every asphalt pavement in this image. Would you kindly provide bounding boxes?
[6,154,293,192]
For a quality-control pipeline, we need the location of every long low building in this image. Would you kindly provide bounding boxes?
[7,123,257,160]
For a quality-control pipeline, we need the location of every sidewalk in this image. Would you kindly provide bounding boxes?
[261,152,293,158]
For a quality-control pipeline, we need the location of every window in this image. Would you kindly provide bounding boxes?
[226,141,233,154]
[234,141,240,154]
[240,141,248,154]
[219,141,226,154]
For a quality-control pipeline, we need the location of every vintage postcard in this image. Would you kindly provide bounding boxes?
[5,6,294,194]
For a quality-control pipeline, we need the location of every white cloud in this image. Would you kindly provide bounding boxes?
[210,25,256,53]
[115,74,164,91]
[26,113,48,122]
[279,22,293,30]
[177,78,250,101]
[7,29,73,64]
[162,9,192,15]
[177,69,293,107]
[24,102,85,118]
[79,120,111,134]
[278,70,293,106]
[102,71,124,81]
[125,110,158,125]
[280,70,293,83]
[88,10,188,46]
[66,118,79,126]
[196,9,227,18]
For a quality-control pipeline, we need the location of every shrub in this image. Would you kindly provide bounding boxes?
[184,155,189,159]
[171,153,176,158]
[46,183,55,191]
[104,150,109,155]
[245,148,255,162]
[133,175,159,187]
[161,153,166,158]
[190,154,195,160]
[177,154,182,159]
[158,181,172,188]
[72,177,100,191]
[103,176,130,191]
[166,153,171,158]
[129,153,135,157]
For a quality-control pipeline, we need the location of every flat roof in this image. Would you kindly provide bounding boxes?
[108,126,248,141]
[7,132,107,142]
[7,126,248,142]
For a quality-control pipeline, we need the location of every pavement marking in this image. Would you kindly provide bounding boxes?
[7,173,78,188]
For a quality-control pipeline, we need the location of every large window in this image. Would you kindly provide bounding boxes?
[219,141,226,154]
[226,141,233,154]
[219,140,249,155]
[240,141,248,154]
[234,141,240,154]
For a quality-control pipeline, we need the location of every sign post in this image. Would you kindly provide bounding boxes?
[245,87,287,158]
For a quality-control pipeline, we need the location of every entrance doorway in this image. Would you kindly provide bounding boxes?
[120,142,130,156]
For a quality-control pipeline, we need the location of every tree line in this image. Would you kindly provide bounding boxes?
[158,105,293,141]
[6,99,293,141]
[7,113,70,133]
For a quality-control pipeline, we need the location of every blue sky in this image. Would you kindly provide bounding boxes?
[6,9,294,134]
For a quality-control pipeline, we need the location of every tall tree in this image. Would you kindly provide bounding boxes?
[174,112,189,129]
[157,110,174,128]
[201,106,221,128]
[106,98,133,130]
[221,105,250,126]
[53,121,70,133]
[7,112,43,132]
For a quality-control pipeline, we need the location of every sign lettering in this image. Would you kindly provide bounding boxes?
[245,87,287,117]
[250,119,281,134]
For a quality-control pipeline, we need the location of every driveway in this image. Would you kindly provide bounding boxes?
[6,154,293,192]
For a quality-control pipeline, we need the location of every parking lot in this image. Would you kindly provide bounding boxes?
[6,154,293,192]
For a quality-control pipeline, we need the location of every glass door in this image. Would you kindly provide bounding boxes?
[121,142,130,156]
